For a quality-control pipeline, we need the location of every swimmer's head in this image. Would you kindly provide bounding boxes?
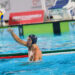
[29,34,37,44]
[27,34,37,46]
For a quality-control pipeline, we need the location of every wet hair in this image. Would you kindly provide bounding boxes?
[29,34,37,44]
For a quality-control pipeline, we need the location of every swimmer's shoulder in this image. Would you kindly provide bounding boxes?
[33,44,39,50]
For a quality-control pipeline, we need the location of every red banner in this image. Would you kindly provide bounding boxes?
[9,10,44,25]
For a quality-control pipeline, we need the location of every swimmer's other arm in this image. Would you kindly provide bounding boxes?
[8,29,27,46]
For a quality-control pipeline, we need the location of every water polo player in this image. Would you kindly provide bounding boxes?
[8,28,42,61]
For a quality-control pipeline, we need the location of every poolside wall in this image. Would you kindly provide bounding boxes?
[0,20,75,36]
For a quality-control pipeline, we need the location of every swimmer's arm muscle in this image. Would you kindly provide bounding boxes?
[10,32,27,46]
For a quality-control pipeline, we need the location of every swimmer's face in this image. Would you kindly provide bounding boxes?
[27,37,32,47]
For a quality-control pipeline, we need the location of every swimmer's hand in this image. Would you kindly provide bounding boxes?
[8,28,13,33]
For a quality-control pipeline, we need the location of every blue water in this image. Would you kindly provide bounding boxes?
[0,53,75,75]
[0,28,75,75]
[0,28,75,54]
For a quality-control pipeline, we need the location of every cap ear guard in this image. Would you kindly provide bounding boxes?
[29,34,37,44]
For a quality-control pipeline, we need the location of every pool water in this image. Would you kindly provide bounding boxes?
[0,28,75,75]
[0,28,75,54]
[0,53,75,75]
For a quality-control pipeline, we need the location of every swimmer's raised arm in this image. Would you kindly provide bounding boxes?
[8,28,27,46]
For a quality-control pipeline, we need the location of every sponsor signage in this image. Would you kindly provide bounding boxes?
[9,10,44,25]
